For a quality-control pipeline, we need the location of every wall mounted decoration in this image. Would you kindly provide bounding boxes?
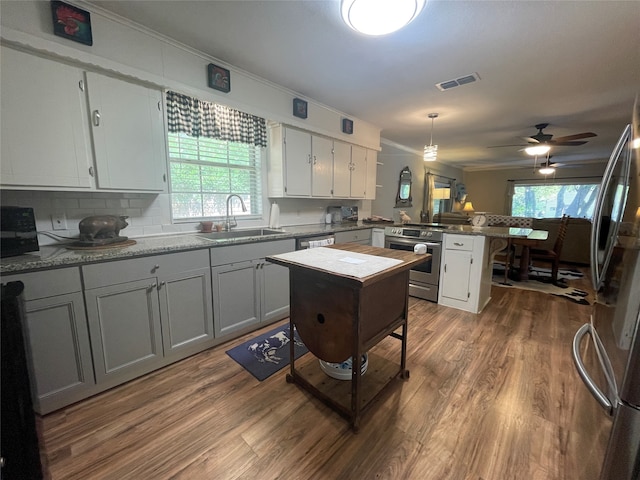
[293,98,308,119]
[207,63,231,93]
[342,118,354,134]
[51,1,93,46]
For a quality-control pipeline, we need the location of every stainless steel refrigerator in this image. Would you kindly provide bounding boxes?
[572,101,640,480]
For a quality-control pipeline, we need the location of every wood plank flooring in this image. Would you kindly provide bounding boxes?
[37,267,607,479]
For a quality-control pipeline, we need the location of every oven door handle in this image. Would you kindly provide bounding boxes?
[419,242,441,248]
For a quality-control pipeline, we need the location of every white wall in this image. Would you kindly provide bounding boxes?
[372,141,464,224]
[0,1,378,244]
[463,163,607,215]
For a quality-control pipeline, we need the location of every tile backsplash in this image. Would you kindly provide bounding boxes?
[1,190,371,246]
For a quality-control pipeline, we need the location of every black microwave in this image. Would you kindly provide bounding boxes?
[1,206,39,257]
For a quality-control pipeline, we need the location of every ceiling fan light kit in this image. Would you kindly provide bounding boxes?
[525,144,551,156]
[424,113,439,162]
[538,166,556,175]
[340,0,426,36]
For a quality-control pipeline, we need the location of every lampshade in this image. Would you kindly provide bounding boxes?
[423,112,439,162]
[462,202,475,213]
[525,145,551,156]
[432,188,450,199]
[341,0,426,36]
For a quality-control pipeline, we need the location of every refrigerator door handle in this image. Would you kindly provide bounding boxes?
[572,323,614,415]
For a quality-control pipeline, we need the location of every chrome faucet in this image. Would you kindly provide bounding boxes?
[225,194,247,231]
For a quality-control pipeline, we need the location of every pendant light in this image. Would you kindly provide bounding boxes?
[341,0,426,36]
[423,113,438,162]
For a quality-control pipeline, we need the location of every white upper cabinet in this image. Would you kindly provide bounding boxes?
[332,141,352,198]
[268,124,377,199]
[268,125,332,198]
[85,72,166,192]
[1,46,93,189]
[0,46,167,192]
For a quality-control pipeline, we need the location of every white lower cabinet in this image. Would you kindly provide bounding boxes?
[2,268,95,415]
[211,239,294,338]
[334,228,372,245]
[83,249,214,389]
[438,234,491,314]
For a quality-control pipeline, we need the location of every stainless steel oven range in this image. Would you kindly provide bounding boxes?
[384,224,443,302]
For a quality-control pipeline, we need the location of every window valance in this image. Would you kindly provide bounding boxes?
[166,91,267,147]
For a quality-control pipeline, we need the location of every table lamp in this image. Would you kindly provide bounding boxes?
[462,201,475,216]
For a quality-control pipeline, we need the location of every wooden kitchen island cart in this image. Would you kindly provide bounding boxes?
[266,244,430,431]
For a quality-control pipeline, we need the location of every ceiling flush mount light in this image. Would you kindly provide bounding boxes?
[524,144,551,156]
[341,0,426,36]
[423,113,438,162]
[538,166,555,175]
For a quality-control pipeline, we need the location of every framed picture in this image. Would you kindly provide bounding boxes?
[207,63,231,93]
[342,118,354,135]
[51,1,93,46]
[293,98,308,119]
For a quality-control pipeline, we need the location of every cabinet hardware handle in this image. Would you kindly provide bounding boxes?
[79,80,85,92]
[89,166,95,177]
[444,264,447,273]
[454,242,463,246]
[308,154,312,164]
[157,100,162,111]
[93,110,101,127]
[159,281,166,287]
[313,155,317,165]
[149,283,157,290]
[163,174,167,182]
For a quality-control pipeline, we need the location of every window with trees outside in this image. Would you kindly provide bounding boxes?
[168,133,262,220]
[165,90,266,221]
[511,181,600,219]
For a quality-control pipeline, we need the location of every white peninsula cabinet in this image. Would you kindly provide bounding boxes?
[438,234,492,314]
[2,268,95,415]
[210,239,294,338]
[82,249,213,390]
[0,46,166,192]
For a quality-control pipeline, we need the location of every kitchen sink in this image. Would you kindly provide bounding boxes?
[197,228,286,241]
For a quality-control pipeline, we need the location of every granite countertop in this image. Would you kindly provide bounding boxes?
[444,225,548,239]
[0,223,373,274]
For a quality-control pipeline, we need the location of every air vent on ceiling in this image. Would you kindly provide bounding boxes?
[436,72,481,91]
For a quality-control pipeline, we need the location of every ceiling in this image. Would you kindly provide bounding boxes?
[88,0,640,171]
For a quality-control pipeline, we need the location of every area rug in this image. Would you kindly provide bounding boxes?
[226,323,308,381]
[492,264,591,305]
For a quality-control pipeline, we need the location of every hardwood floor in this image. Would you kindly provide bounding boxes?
[38,267,607,479]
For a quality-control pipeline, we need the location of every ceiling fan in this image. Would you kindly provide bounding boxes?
[489,123,597,149]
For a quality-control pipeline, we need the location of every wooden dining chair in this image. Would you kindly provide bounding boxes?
[493,238,515,284]
[529,214,570,285]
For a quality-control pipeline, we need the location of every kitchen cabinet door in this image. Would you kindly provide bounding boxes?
[0,46,93,189]
[332,141,352,198]
[349,145,367,198]
[440,250,473,302]
[260,260,290,323]
[283,127,312,196]
[84,278,165,389]
[3,268,96,414]
[85,71,166,192]
[158,266,214,360]
[212,260,260,337]
[311,135,334,197]
[365,149,378,200]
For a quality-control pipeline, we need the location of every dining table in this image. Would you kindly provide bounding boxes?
[506,227,549,281]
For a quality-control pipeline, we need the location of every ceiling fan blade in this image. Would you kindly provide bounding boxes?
[549,140,588,146]
[487,144,527,148]
[521,137,541,144]
[551,132,597,142]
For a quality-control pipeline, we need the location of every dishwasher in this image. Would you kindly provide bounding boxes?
[295,233,335,250]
